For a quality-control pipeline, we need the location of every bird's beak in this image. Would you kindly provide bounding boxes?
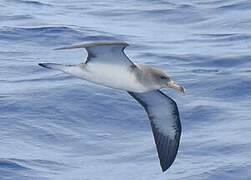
[166,80,186,93]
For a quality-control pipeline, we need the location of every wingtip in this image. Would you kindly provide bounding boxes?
[38,62,52,69]
[38,62,45,67]
[161,167,166,172]
[160,162,171,172]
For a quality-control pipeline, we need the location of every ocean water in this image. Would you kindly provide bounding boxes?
[1,0,251,179]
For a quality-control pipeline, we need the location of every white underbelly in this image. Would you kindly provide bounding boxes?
[79,63,149,92]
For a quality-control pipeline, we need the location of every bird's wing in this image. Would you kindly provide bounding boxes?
[54,41,136,67]
[128,90,181,172]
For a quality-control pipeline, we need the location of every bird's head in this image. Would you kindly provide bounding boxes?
[136,64,185,93]
[156,72,186,93]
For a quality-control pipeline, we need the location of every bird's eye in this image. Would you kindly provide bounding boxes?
[160,76,167,80]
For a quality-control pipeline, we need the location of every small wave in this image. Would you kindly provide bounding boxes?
[8,0,51,7]
[213,79,251,98]
[0,158,66,179]
[0,15,33,21]
[0,159,30,170]
[195,33,236,38]
[196,0,224,5]
[0,95,9,99]
[188,56,251,68]
[21,159,66,170]
[91,5,206,24]
[190,68,219,74]
[0,26,82,46]
[0,26,76,37]
[143,8,207,24]
[0,26,120,47]
[195,33,251,42]
[216,1,251,11]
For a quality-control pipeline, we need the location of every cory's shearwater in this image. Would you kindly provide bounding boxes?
[39,41,185,172]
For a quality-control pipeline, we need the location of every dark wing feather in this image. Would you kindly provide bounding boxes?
[128,90,181,172]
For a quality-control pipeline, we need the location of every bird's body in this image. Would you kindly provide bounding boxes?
[43,62,167,93]
[39,41,185,172]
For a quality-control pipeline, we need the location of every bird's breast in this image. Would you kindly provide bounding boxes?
[80,63,151,92]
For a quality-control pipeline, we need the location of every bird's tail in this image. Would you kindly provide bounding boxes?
[38,62,82,78]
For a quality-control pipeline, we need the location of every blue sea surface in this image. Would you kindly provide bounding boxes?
[1,0,251,179]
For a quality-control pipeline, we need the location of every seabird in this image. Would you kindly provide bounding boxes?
[38,41,185,172]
